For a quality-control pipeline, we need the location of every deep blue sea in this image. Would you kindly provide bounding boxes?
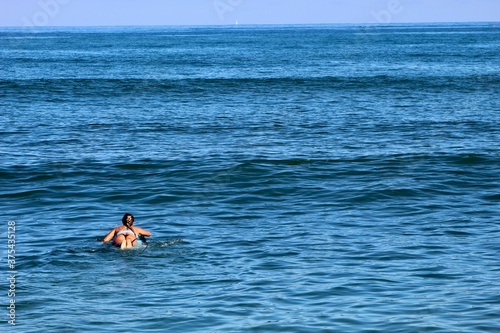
[1,23,499,332]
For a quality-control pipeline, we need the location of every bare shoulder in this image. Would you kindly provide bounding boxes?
[134,226,151,236]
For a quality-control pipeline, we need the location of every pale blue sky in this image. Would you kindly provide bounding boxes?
[1,0,499,27]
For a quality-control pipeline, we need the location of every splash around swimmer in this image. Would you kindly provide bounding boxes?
[103,213,151,249]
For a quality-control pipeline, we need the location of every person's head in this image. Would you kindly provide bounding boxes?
[122,213,134,227]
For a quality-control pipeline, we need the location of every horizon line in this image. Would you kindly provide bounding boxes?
[1,20,499,29]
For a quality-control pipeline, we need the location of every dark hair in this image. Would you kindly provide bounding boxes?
[122,213,134,227]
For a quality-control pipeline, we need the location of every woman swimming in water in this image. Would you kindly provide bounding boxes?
[103,213,152,249]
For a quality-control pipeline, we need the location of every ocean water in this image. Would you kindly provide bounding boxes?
[1,23,499,332]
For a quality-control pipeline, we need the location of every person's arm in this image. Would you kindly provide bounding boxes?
[103,229,116,243]
[135,227,151,237]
